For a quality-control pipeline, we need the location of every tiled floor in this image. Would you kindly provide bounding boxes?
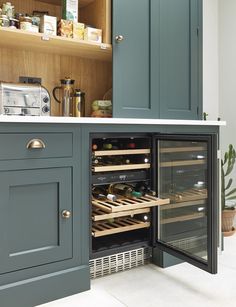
[41,237,236,307]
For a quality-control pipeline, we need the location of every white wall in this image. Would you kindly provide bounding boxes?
[203,0,219,121]
[219,0,236,185]
[219,0,236,153]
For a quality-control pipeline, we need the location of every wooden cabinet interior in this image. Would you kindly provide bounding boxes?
[0,0,112,116]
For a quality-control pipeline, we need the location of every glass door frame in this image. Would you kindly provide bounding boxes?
[152,134,218,274]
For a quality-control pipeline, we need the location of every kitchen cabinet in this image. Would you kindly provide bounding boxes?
[0,120,222,307]
[0,167,72,274]
[0,125,90,307]
[113,0,202,119]
[0,0,202,120]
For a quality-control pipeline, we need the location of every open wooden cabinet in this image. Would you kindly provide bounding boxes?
[0,0,112,116]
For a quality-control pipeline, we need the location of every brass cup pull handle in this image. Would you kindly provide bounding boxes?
[115,35,124,43]
[26,139,46,149]
[62,210,71,219]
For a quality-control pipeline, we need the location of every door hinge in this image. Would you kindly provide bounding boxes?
[217,150,221,160]
[197,106,199,116]
[197,27,200,36]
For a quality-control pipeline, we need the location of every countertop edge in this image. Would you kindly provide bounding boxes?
[0,116,226,126]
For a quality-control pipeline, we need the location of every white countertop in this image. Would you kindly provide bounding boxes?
[0,115,226,126]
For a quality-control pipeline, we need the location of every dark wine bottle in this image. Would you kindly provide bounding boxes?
[108,183,142,198]
[135,182,156,196]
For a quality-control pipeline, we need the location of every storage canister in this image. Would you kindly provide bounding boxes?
[74,89,85,117]
[20,16,32,31]
[0,14,10,27]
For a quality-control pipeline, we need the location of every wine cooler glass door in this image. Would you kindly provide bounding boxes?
[155,135,218,274]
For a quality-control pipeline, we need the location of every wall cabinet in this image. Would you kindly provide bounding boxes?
[0,0,202,120]
[113,0,202,119]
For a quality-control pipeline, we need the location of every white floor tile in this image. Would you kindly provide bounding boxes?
[39,236,236,307]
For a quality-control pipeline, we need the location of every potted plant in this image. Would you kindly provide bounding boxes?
[222,144,236,236]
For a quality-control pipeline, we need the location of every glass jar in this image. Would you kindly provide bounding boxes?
[9,17,19,29]
[20,16,32,31]
[0,14,10,27]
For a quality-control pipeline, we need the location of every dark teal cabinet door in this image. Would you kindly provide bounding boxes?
[151,0,202,119]
[113,0,202,120]
[112,0,157,118]
[0,167,72,274]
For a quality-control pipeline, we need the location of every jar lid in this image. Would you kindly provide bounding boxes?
[75,89,85,96]
[61,78,75,85]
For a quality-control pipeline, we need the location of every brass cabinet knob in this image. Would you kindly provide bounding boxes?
[26,139,46,149]
[115,35,124,43]
[61,210,71,219]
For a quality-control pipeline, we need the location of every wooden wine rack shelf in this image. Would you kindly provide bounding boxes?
[92,217,150,237]
[92,163,150,172]
[92,195,170,213]
[163,189,207,203]
[161,199,206,211]
[161,212,205,224]
[160,160,206,168]
[160,146,206,153]
[92,207,150,221]
[93,149,151,156]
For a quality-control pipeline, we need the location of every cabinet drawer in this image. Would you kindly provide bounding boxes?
[0,133,73,160]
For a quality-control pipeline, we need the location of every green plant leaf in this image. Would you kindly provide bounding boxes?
[223,152,228,165]
[225,178,233,190]
[225,188,236,197]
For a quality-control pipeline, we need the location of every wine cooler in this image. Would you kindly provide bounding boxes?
[89,133,218,278]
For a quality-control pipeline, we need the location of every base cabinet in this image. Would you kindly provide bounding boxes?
[0,125,90,307]
[0,167,72,274]
[0,123,219,307]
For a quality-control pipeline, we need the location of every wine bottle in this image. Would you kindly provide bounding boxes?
[103,143,113,150]
[105,156,130,165]
[129,155,150,164]
[108,183,142,198]
[92,144,98,151]
[92,156,104,166]
[92,186,117,202]
[135,182,156,196]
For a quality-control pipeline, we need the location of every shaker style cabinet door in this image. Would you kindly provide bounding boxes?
[151,0,202,119]
[112,0,158,118]
[0,167,73,274]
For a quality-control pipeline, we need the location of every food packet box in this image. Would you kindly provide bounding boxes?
[58,19,73,38]
[84,26,102,43]
[40,15,57,36]
[73,21,84,40]
[62,0,78,22]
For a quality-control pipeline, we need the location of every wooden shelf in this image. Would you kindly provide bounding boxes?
[161,212,205,224]
[35,0,95,8]
[162,189,207,203]
[92,207,150,222]
[92,163,150,172]
[160,199,206,211]
[92,217,150,237]
[93,149,150,156]
[92,195,170,213]
[0,28,112,61]
[160,160,206,168]
[160,146,206,153]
